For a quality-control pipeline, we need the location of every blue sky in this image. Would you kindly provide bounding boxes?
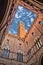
[9,5,36,34]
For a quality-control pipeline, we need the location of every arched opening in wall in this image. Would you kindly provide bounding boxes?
[0,0,8,24]
[41,56,43,65]
[17,53,23,62]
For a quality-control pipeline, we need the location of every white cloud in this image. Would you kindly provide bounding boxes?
[27,22,30,27]
[19,16,21,18]
[31,18,34,22]
[27,24,30,27]
[34,14,36,17]
[15,13,21,18]
[15,13,19,18]
[25,29,27,32]
[27,12,32,16]
[9,31,11,34]
[23,12,25,14]
[18,6,23,11]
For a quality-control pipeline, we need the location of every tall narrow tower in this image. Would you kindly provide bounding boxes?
[18,21,26,39]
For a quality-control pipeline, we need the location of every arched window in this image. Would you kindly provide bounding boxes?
[32,32,35,36]
[17,43,23,62]
[2,48,10,58]
[39,21,43,25]
[17,53,23,62]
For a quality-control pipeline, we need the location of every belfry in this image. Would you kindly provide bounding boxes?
[18,21,26,38]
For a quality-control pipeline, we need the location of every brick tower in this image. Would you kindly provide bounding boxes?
[18,21,26,39]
